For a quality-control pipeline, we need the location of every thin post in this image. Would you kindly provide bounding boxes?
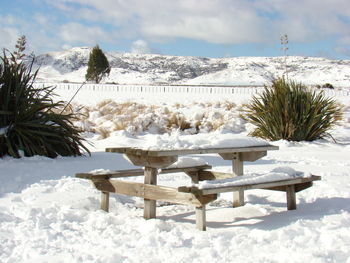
[101,191,109,212]
[144,167,158,219]
[286,185,296,210]
[232,153,244,207]
[191,171,199,184]
[196,206,206,231]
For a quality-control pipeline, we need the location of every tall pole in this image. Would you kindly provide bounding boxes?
[280,34,289,79]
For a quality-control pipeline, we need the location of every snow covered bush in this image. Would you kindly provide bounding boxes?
[0,51,89,158]
[243,78,343,141]
[74,100,245,137]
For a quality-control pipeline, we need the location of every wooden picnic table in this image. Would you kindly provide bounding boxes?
[105,143,279,220]
[77,140,320,230]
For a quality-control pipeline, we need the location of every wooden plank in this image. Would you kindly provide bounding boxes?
[186,171,199,183]
[144,167,157,219]
[125,153,178,168]
[240,151,267,161]
[76,165,212,180]
[197,170,235,180]
[162,165,212,174]
[76,169,144,179]
[196,206,206,231]
[106,145,279,157]
[232,153,244,207]
[101,191,109,212]
[233,190,245,207]
[92,179,216,206]
[105,147,130,153]
[218,151,266,162]
[232,153,243,176]
[286,185,296,210]
[263,182,313,192]
[295,182,313,192]
[179,175,321,195]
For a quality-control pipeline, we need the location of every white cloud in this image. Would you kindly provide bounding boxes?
[62,44,73,50]
[45,0,350,45]
[3,0,350,56]
[130,39,156,54]
[0,27,20,51]
[0,15,21,50]
[0,13,62,54]
[339,36,350,45]
[59,22,111,44]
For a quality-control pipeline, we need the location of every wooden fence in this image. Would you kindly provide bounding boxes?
[34,83,350,97]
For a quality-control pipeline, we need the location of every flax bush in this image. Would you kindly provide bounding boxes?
[0,51,90,158]
[243,78,342,141]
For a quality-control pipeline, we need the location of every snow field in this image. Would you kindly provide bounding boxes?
[1,147,349,262]
[0,88,350,262]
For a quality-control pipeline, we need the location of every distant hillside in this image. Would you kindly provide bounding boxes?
[32,47,350,87]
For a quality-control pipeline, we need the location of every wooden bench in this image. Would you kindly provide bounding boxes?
[178,170,321,230]
[76,166,320,231]
[76,164,212,212]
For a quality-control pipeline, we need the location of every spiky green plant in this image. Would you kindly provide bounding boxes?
[243,78,343,141]
[0,51,90,158]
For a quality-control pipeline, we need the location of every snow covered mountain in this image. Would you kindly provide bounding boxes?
[33,47,350,87]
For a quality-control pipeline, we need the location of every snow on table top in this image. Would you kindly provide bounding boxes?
[123,132,273,151]
[196,167,310,189]
[88,168,113,175]
[166,157,208,168]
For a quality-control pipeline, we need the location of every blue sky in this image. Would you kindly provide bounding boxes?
[1,0,350,59]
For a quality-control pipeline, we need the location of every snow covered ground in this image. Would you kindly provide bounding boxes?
[1,88,350,262]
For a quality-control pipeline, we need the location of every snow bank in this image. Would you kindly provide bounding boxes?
[1,144,350,262]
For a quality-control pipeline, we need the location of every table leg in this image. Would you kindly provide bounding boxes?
[144,167,158,219]
[196,205,206,231]
[101,191,109,212]
[286,185,296,210]
[232,153,244,207]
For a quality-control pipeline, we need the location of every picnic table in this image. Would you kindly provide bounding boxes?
[76,136,320,230]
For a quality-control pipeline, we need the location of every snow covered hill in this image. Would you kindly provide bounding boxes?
[32,47,350,87]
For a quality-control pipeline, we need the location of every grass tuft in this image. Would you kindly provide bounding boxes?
[242,78,343,141]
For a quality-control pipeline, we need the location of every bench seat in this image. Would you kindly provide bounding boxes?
[179,171,321,194]
[76,162,213,212]
[76,164,320,231]
[178,170,320,230]
[76,164,212,180]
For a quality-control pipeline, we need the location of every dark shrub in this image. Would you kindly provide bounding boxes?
[322,83,334,89]
[85,45,110,83]
[0,51,90,158]
[243,78,342,141]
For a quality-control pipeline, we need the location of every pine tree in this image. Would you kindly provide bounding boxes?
[85,45,110,83]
